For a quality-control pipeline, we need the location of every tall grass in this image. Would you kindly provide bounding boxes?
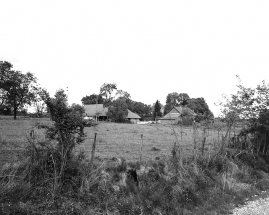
[1,136,269,214]
[1,118,269,214]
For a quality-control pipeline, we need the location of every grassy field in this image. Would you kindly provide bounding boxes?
[0,118,49,167]
[2,118,269,214]
[82,122,227,162]
[0,118,228,166]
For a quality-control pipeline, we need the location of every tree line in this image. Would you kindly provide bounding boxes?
[81,83,152,122]
[0,61,41,119]
[0,61,214,123]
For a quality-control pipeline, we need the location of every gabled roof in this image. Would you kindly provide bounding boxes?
[127,109,141,119]
[84,104,108,117]
[160,106,196,119]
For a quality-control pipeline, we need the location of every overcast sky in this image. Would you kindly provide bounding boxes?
[1,0,268,116]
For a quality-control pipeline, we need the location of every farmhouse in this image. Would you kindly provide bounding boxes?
[127,109,141,123]
[84,104,141,123]
[84,104,108,121]
[159,106,196,124]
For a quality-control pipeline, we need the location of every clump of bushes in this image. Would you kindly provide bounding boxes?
[2,144,269,214]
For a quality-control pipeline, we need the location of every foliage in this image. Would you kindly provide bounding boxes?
[0,61,38,119]
[178,93,190,106]
[164,91,213,122]
[0,61,13,108]
[127,100,152,120]
[164,92,190,114]
[218,75,269,123]
[116,89,131,100]
[83,82,151,120]
[107,98,128,122]
[180,107,196,126]
[100,83,117,107]
[40,89,87,157]
[0,104,12,115]
[31,86,47,117]
[81,94,103,105]
[187,97,214,122]
[71,103,85,117]
[152,100,162,120]
[217,75,269,153]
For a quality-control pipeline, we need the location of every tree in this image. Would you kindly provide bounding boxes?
[71,103,85,117]
[178,93,190,105]
[127,101,149,120]
[164,93,190,114]
[0,104,12,115]
[187,97,214,122]
[164,92,179,114]
[107,98,128,122]
[81,94,103,105]
[116,89,131,100]
[0,61,13,108]
[0,61,38,119]
[153,100,162,120]
[180,107,196,126]
[31,86,48,117]
[100,83,117,107]
[34,89,88,190]
[217,75,269,154]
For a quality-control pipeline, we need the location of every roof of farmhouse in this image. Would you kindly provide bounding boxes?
[84,104,108,117]
[127,109,141,119]
[84,104,140,119]
[161,106,196,119]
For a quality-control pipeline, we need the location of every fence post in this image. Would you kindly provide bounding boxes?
[139,134,143,163]
[90,133,97,168]
[30,130,35,143]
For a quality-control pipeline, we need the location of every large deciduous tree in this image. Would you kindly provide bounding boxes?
[0,61,13,108]
[100,83,117,107]
[178,93,190,105]
[127,101,152,120]
[164,92,179,114]
[0,61,37,119]
[186,97,214,122]
[164,92,190,114]
[81,94,103,105]
[107,98,128,122]
[116,89,131,100]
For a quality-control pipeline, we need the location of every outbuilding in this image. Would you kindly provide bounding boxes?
[159,106,196,124]
[127,109,141,123]
[84,104,108,121]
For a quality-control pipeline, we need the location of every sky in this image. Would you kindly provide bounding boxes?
[1,0,269,116]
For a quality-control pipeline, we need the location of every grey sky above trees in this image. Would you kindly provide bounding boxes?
[1,1,268,117]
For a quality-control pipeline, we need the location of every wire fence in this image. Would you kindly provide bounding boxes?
[76,126,231,162]
[1,123,241,165]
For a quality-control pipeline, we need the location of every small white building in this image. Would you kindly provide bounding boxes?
[126,109,141,123]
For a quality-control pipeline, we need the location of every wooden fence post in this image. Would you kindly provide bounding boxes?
[90,133,97,167]
[139,134,143,163]
[30,130,35,143]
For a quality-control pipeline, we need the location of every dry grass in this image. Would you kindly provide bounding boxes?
[79,122,227,162]
[0,118,49,167]
[2,118,269,214]
[0,119,228,165]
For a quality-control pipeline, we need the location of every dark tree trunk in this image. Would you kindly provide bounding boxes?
[14,107,17,120]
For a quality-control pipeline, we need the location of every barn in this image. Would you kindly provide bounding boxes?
[126,109,141,123]
[84,104,141,123]
[159,106,196,124]
[84,104,108,121]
